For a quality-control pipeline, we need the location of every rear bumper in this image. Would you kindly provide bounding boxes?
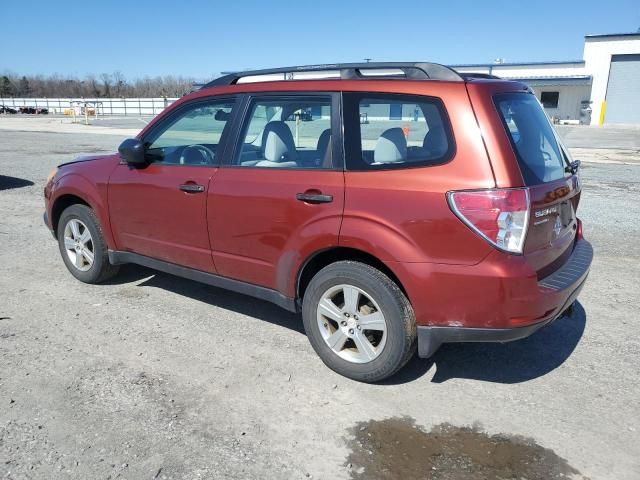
[416,239,592,358]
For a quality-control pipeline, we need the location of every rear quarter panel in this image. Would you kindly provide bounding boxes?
[338,81,496,265]
[464,80,530,187]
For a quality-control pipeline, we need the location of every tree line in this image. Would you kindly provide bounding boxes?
[0,72,197,98]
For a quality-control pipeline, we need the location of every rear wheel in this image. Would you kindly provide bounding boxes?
[57,204,119,283]
[302,261,416,382]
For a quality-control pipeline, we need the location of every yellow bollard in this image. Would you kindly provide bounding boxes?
[599,101,606,125]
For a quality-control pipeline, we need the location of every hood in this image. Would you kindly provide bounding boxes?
[58,153,116,168]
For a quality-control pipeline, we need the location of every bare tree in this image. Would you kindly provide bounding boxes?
[112,71,126,97]
[0,71,198,98]
[1,76,16,96]
[100,73,112,97]
[18,76,31,96]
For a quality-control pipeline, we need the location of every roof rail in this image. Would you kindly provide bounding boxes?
[202,62,464,88]
[458,72,501,80]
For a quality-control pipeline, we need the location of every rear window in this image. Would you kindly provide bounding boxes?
[495,93,568,185]
[343,93,453,171]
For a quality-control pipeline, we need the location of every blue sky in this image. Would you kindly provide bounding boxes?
[1,0,639,80]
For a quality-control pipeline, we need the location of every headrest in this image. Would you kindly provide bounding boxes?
[374,128,407,163]
[262,121,297,163]
[423,125,448,157]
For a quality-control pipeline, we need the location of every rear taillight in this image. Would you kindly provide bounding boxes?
[447,188,530,254]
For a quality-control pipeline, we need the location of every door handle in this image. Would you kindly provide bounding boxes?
[179,183,205,193]
[296,192,333,204]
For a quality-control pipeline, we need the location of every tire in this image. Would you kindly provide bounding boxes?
[302,261,416,383]
[57,204,119,283]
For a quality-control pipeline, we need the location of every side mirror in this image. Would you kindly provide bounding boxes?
[118,138,146,165]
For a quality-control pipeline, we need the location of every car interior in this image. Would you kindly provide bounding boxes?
[360,101,450,167]
[144,104,234,166]
[235,100,333,169]
[142,99,450,170]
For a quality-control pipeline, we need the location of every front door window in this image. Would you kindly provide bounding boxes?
[145,101,235,165]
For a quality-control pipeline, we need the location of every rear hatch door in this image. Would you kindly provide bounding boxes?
[494,92,580,277]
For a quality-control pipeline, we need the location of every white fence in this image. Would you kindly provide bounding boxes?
[0,97,179,116]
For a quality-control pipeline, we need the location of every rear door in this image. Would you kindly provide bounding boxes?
[494,92,580,276]
[108,98,237,272]
[208,93,344,294]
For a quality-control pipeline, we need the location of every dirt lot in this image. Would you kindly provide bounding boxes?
[0,118,639,479]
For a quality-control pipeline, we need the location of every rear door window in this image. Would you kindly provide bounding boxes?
[343,93,453,171]
[494,93,568,185]
[231,95,336,169]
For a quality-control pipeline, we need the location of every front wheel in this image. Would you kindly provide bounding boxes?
[57,204,119,283]
[302,261,416,382]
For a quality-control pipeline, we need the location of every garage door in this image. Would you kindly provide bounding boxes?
[605,54,640,124]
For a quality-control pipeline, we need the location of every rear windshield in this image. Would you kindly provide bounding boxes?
[494,93,567,185]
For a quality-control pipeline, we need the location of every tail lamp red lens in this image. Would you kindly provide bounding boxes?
[447,188,530,254]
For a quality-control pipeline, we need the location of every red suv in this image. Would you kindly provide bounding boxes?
[44,63,592,382]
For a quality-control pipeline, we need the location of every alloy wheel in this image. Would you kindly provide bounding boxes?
[63,219,94,272]
[316,284,388,364]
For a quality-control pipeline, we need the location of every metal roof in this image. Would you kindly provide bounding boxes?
[451,60,585,68]
[508,75,592,86]
[585,32,640,39]
[507,75,592,80]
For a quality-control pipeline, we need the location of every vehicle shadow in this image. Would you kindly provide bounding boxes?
[0,175,34,191]
[107,265,586,384]
[108,264,304,334]
[385,302,587,385]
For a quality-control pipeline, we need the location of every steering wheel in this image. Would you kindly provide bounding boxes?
[179,144,215,165]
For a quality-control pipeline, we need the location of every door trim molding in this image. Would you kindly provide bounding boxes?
[108,250,298,312]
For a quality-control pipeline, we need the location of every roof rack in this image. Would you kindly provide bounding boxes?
[459,72,501,80]
[203,62,464,88]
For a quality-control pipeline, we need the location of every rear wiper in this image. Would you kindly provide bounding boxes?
[565,159,580,175]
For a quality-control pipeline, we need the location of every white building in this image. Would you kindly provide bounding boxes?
[452,32,640,125]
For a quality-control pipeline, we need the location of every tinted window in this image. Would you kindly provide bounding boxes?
[233,96,334,169]
[495,93,567,185]
[343,93,452,171]
[145,100,235,165]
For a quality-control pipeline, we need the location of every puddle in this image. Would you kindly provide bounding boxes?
[346,417,584,480]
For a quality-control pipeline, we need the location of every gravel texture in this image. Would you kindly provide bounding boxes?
[0,119,639,479]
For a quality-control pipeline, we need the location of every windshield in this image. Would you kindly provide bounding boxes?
[494,93,568,185]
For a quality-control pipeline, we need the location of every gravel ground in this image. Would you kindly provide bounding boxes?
[0,121,639,479]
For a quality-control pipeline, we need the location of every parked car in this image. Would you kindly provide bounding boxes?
[19,106,48,114]
[0,105,17,114]
[43,62,592,382]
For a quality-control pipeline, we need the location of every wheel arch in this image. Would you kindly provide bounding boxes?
[296,247,408,302]
[51,194,91,237]
[49,173,116,249]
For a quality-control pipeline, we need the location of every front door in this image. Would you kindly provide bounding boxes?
[109,98,237,272]
[208,93,344,294]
